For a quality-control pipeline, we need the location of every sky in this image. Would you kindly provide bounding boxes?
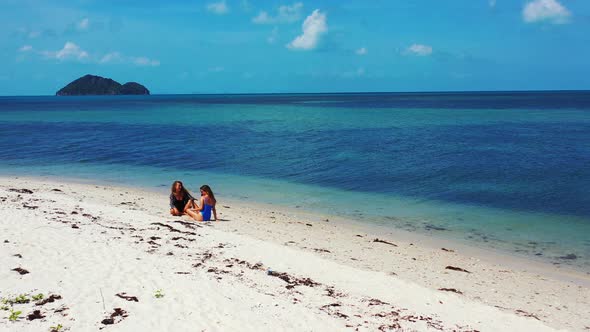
[1,0,589,95]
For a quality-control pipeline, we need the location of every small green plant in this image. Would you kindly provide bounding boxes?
[13,294,29,304]
[0,298,8,310]
[8,309,21,321]
[32,293,44,301]
[50,323,64,332]
[154,289,164,299]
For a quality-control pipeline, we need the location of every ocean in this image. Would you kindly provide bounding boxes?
[1,92,589,269]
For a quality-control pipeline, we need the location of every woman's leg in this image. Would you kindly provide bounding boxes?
[186,209,204,221]
[170,207,182,216]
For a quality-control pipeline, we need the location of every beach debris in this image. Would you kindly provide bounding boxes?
[171,236,195,242]
[116,293,139,302]
[267,270,320,289]
[27,310,45,320]
[515,309,541,321]
[325,286,346,298]
[149,236,161,241]
[13,254,22,258]
[51,188,63,192]
[101,307,128,325]
[154,290,164,299]
[22,204,39,209]
[12,267,30,275]
[305,223,313,227]
[558,254,577,260]
[36,294,62,306]
[71,224,79,229]
[445,266,471,274]
[3,240,7,243]
[151,222,196,235]
[9,188,33,194]
[314,248,331,253]
[175,272,191,275]
[438,288,463,295]
[378,323,402,331]
[373,238,397,247]
[441,248,454,252]
[71,211,78,214]
[223,205,230,208]
[367,298,390,306]
[173,220,200,229]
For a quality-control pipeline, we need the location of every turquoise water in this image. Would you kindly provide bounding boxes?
[1,93,589,269]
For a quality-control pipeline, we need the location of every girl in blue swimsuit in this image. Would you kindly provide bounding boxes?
[187,185,217,222]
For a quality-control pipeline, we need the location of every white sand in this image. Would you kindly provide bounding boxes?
[1,176,588,331]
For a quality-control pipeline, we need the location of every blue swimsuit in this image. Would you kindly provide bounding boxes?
[200,203,213,221]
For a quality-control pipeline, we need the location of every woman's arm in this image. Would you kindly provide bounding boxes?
[182,199,194,212]
[193,197,204,212]
[212,206,217,221]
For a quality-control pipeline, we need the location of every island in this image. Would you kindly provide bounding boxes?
[56,74,150,96]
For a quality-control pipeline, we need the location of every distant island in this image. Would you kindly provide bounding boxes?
[56,74,150,96]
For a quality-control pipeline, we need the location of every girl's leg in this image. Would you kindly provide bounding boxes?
[186,209,204,221]
[170,208,182,216]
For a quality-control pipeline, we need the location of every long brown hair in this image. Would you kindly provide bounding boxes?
[200,185,216,204]
[171,180,191,197]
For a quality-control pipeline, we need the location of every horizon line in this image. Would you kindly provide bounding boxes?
[2,88,590,98]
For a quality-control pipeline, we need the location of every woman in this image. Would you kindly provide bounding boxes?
[187,185,217,222]
[169,181,195,216]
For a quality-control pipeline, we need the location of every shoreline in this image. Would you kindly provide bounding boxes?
[1,175,589,331]
[11,174,590,284]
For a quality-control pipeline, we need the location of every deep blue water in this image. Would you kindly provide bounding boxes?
[1,92,590,268]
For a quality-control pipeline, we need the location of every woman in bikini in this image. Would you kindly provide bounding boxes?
[169,180,195,216]
[187,185,217,222]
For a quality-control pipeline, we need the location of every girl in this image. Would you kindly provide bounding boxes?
[187,185,217,222]
[169,181,195,216]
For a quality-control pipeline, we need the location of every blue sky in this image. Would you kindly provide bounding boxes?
[1,0,589,95]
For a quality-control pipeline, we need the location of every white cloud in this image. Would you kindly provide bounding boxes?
[267,27,279,44]
[42,42,89,60]
[19,45,33,52]
[100,52,159,67]
[99,52,123,64]
[78,18,90,30]
[287,9,327,50]
[253,2,303,24]
[133,57,160,67]
[405,44,433,56]
[355,47,367,56]
[523,0,571,24]
[207,1,229,14]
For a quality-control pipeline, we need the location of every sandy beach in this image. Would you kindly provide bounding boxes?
[1,176,589,331]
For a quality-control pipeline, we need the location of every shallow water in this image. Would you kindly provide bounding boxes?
[1,92,589,269]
